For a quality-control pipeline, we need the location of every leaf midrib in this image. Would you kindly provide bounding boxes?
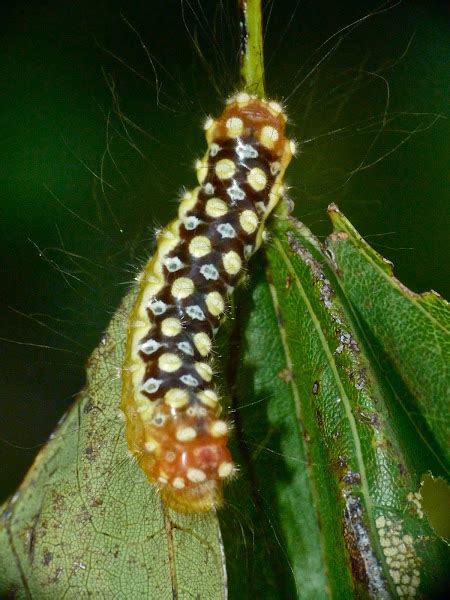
[272,237,376,549]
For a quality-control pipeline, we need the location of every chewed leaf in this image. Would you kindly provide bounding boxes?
[223,213,449,599]
[0,291,226,599]
[326,204,450,468]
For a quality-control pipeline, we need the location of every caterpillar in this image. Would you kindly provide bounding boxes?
[121,91,295,513]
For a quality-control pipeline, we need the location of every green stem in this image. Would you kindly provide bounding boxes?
[239,0,266,97]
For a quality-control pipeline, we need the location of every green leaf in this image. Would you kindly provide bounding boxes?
[326,204,450,468]
[0,291,226,599]
[222,212,449,599]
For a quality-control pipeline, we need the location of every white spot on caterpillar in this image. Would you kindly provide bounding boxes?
[200,264,220,281]
[222,250,242,275]
[149,299,169,315]
[140,339,161,355]
[172,477,185,489]
[203,182,215,195]
[180,374,199,387]
[186,305,206,321]
[187,468,207,483]
[164,256,185,272]
[177,341,194,355]
[227,181,246,201]
[171,277,194,299]
[142,378,162,394]
[217,223,236,239]
[236,140,258,160]
[183,215,202,230]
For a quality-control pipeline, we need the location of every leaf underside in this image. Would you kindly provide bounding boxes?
[1,207,448,599]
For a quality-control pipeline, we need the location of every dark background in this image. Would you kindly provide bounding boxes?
[0,0,448,502]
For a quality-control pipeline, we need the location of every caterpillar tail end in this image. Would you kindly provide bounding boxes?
[160,480,224,513]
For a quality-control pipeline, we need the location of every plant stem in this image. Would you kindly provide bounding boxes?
[239,0,265,97]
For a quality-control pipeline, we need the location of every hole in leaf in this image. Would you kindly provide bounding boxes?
[421,473,450,540]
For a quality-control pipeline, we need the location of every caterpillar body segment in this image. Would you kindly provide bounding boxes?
[121,92,294,512]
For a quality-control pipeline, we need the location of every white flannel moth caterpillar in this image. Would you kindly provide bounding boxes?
[122,92,294,512]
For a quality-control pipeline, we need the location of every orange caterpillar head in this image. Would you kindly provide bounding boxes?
[205,91,294,170]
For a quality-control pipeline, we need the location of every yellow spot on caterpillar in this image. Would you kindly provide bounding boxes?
[225,116,244,136]
[193,332,212,357]
[195,362,213,382]
[164,388,189,408]
[215,158,236,180]
[218,462,233,478]
[158,353,182,372]
[189,235,212,258]
[143,276,164,297]
[197,389,218,407]
[140,406,155,422]
[187,468,207,483]
[203,116,214,131]
[178,188,199,218]
[247,167,267,191]
[268,100,284,117]
[222,250,242,275]
[195,158,209,184]
[210,420,228,437]
[136,398,151,413]
[239,209,258,234]
[290,140,297,155]
[260,125,279,148]
[132,319,147,329]
[205,197,228,218]
[161,317,182,337]
[176,427,197,442]
[205,291,225,316]
[144,439,158,452]
[171,277,194,299]
[235,92,250,103]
